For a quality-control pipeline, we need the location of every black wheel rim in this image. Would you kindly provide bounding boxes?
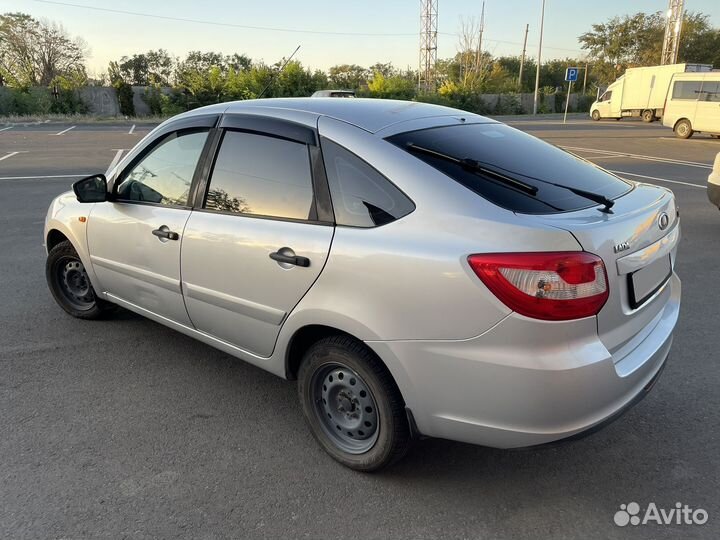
[55,256,95,310]
[311,363,379,454]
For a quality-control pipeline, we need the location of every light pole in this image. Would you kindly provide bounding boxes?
[532,0,545,115]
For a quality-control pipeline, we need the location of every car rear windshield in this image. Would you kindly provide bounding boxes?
[386,123,632,214]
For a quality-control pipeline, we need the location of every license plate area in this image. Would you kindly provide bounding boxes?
[627,254,672,309]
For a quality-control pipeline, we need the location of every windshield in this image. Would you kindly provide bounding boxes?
[387,123,632,214]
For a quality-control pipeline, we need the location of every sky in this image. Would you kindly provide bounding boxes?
[3,0,720,77]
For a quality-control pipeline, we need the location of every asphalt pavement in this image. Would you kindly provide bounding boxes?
[1,115,719,539]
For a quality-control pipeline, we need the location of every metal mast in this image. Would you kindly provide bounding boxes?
[661,0,684,65]
[418,0,438,91]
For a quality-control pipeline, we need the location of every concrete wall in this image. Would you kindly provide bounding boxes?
[80,86,119,116]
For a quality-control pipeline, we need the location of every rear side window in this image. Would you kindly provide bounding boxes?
[672,80,702,100]
[701,81,720,102]
[387,123,631,214]
[204,131,314,220]
[321,139,414,227]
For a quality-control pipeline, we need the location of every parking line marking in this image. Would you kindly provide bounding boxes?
[560,145,712,169]
[0,126,13,132]
[0,151,20,162]
[609,170,706,189]
[108,149,125,170]
[52,126,76,136]
[128,124,136,134]
[0,173,92,181]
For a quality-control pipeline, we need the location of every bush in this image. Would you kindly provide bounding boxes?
[114,81,135,116]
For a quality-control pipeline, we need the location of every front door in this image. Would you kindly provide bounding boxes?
[87,129,211,325]
[696,80,720,134]
[180,127,333,357]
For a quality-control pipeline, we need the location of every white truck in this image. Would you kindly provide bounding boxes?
[590,63,713,122]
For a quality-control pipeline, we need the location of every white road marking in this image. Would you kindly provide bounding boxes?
[108,149,125,170]
[0,173,92,181]
[560,145,712,169]
[609,170,706,189]
[0,126,13,132]
[0,151,20,161]
[52,126,76,136]
[128,124,136,134]
[659,136,720,146]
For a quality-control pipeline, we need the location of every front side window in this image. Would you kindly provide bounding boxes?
[321,139,414,227]
[600,90,612,102]
[116,130,208,206]
[672,80,702,100]
[204,131,314,220]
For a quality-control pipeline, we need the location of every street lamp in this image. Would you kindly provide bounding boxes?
[532,0,546,115]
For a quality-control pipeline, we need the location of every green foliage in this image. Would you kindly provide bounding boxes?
[580,11,719,84]
[364,71,415,100]
[114,81,135,117]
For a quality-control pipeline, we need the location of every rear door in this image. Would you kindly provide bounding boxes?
[180,116,334,357]
[695,79,720,133]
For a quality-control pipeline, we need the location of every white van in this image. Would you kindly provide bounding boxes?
[663,72,720,139]
[590,63,712,122]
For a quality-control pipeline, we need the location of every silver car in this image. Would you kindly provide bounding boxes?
[44,98,681,471]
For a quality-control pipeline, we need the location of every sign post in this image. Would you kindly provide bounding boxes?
[564,67,578,124]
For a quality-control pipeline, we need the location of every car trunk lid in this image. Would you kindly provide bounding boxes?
[521,183,679,360]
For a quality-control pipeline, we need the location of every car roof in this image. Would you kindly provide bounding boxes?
[188,98,488,134]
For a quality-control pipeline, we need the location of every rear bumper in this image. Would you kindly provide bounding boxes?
[367,273,680,449]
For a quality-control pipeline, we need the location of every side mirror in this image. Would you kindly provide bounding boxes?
[72,174,107,203]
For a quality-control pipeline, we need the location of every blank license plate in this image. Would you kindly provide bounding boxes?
[628,255,672,308]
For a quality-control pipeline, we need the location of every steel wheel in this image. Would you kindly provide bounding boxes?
[311,363,380,454]
[674,119,693,139]
[55,256,95,310]
[591,110,600,121]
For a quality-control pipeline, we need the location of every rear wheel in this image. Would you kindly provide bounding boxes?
[298,335,411,471]
[674,119,693,139]
[591,110,600,121]
[46,240,114,319]
[641,109,654,123]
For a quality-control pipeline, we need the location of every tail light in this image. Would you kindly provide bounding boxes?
[468,252,609,321]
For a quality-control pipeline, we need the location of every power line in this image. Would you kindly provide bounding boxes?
[32,0,585,55]
[33,0,420,37]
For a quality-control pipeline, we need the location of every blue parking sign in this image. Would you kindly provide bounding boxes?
[565,67,579,82]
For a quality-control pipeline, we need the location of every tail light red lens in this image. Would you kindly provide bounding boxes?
[467,252,609,321]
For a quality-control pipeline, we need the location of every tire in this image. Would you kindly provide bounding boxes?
[46,240,114,319]
[641,109,654,123]
[591,110,600,121]
[674,119,693,139]
[298,335,411,471]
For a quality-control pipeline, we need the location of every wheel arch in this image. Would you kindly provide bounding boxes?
[46,228,71,252]
[286,324,367,380]
[673,117,691,130]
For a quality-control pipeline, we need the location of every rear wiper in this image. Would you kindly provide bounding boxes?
[405,142,615,213]
[405,142,538,196]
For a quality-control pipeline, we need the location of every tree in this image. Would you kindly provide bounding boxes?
[327,64,367,90]
[117,49,172,86]
[579,11,719,84]
[0,12,86,87]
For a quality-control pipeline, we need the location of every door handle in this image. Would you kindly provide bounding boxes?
[152,227,179,241]
[270,251,310,267]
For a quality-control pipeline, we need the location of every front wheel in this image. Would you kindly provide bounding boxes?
[674,119,693,139]
[46,240,114,319]
[298,336,411,471]
[591,110,600,121]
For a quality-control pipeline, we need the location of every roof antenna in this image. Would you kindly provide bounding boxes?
[257,45,301,99]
